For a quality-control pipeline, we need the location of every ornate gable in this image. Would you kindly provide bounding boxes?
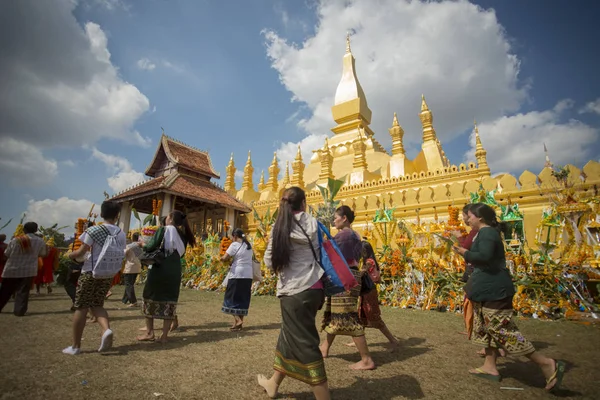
[145,134,220,179]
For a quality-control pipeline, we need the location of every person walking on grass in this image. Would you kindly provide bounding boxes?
[0,222,47,316]
[136,210,194,344]
[62,201,126,355]
[122,232,142,307]
[258,187,330,400]
[453,203,566,391]
[220,228,254,331]
[319,206,375,371]
[345,241,399,351]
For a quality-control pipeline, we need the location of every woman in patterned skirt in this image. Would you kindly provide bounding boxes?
[136,210,195,344]
[454,203,566,391]
[345,241,398,350]
[319,206,375,370]
[257,187,329,399]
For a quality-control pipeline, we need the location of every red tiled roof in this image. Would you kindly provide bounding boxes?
[167,175,251,212]
[110,176,166,201]
[111,173,250,213]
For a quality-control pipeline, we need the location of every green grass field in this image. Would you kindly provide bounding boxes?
[0,286,598,399]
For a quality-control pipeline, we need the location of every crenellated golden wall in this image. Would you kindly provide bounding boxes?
[246,160,600,250]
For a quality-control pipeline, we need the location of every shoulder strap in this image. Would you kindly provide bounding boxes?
[293,218,322,267]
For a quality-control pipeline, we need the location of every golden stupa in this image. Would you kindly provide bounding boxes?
[225,35,600,249]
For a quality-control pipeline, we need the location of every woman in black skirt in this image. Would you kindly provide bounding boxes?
[220,228,254,331]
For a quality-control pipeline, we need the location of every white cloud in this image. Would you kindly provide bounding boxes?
[234,170,245,181]
[264,0,526,160]
[579,98,600,115]
[25,197,95,236]
[465,100,599,172]
[0,138,58,186]
[91,148,146,193]
[88,0,131,12]
[162,60,186,74]
[61,160,76,167]
[137,57,156,71]
[108,171,147,193]
[276,134,328,167]
[0,2,151,155]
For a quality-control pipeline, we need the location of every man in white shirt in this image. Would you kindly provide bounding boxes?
[63,201,126,355]
[0,222,48,316]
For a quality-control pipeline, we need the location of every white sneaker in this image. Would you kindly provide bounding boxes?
[62,346,81,355]
[98,329,113,352]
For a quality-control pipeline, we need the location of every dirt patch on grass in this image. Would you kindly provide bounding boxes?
[1,287,599,399]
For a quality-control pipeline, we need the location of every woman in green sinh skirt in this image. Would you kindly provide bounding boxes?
[136,210,195,344]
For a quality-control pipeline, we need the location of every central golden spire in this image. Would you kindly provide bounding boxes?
[332,34,372,126]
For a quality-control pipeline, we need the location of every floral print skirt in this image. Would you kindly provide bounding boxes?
[472,297,535,356]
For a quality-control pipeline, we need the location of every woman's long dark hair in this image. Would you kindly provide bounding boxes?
[468,203,500,232]
[361,241,379,271]
[271,186,306,274]
[169,210,196,247]
[232,228,251,250]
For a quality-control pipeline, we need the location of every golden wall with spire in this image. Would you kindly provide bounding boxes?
[223,35,600,248]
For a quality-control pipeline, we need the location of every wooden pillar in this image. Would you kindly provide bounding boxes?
[160,193,173,217]
[118,201,132,233]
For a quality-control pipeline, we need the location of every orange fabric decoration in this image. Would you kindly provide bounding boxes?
[463,297,474,339]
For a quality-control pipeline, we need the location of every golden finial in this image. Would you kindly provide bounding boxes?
[474,122,488,169]
[421,94,429,112]
[228,153,234,164]
[296,144,303,161]
[324,137,330,150]
[346,32,351,53]
[392,112,399,127]
[246,150,251,162]
[283,161,290,186]
[474,119,482,145]
[258,170,266,191]
[271,151,278,165]
[544,143,552,168]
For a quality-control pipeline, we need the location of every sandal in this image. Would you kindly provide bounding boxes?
[545,360,566,392]
[469,368,501,382]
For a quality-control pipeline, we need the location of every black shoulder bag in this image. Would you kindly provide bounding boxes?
[140,231,165,266]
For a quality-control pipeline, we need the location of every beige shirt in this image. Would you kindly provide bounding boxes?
[123,243,142,274]
[264,212,323,297]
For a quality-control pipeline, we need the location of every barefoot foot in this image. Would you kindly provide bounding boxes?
[387,340,399,353]
[136,334,155,342]
[257,374,279,398]
[344,342,357,348]
[157,336,168,344]
[349,359,376,370]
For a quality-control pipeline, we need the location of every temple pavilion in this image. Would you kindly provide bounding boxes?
[111,134,251,235]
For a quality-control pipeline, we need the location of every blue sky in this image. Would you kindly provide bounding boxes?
[1,0,599,236]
